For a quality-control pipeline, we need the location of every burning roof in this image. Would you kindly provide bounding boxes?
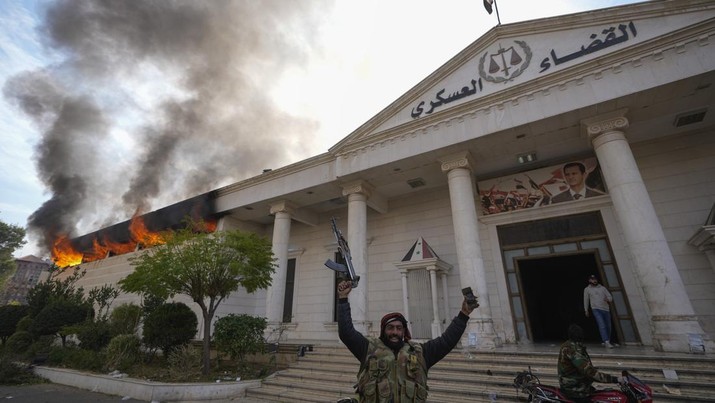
[53,192,220,267]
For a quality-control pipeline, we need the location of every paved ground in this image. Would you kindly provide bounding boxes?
[0,383,147,402]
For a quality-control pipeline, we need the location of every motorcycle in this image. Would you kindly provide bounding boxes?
[513,366,653,403]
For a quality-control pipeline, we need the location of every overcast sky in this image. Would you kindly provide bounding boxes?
[1,0,641,259]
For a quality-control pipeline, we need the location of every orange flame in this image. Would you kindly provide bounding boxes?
[52,235,84,268]
[103,235,138,256]
[83,238,110,263]
[129,216,165,247]
[51,212,217,268]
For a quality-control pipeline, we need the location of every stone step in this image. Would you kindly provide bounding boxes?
[246,344,715,403]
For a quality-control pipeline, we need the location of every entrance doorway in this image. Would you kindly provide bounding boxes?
[517,253,613,344]
[498,212,639,345]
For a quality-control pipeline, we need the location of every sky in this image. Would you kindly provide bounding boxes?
[1,0,641,259]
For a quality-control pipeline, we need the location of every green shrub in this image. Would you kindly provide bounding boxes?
[105,334,141,371]
[25,335,56,361]
[109,303,142,336]
[75,320,113,350]
[0,305,30,345]
[142,302,197,357]
[16,316,32,332]
[29,301,94,346]
[47,346,104,372]
[213,314,267,362]
[6,331,33,354]
[0,356,43,385]
[167,344,201,380]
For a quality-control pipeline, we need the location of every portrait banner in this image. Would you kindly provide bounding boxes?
[477,157,607,215]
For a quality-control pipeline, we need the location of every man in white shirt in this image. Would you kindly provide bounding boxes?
[583,274,617,348]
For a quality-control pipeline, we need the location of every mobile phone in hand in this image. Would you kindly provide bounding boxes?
[461,287,479,309]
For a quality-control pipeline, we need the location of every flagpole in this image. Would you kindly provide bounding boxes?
[494,0,502,25]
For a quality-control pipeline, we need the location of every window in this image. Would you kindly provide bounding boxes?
[282,258,296,323]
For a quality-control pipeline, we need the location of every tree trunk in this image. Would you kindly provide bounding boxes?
[202,310,213,375]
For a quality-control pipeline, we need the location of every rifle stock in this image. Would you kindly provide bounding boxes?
[324,217,360,288]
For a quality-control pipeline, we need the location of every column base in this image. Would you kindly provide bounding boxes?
[462,318,500,349]
[353,320,373,337]
[651,316,714,354]
[431,321,443,339]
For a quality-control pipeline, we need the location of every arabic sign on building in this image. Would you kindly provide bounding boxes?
[538,21,637,73]
[409,20,640,121]
[477,157,607,216]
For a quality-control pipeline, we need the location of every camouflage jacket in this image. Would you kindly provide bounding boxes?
[558,340,618,398]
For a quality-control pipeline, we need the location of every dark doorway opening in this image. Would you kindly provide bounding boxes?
[518,253,617,344]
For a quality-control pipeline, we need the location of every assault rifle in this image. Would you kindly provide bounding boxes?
[324,217,360,288]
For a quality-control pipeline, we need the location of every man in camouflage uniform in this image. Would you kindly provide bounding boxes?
[337,280,476,402]
[558,324,620,402]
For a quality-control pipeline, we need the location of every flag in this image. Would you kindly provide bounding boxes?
[484,0,494,14]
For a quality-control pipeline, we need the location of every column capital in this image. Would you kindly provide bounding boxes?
[439,151,475,173]
[581,108,629,143]
[269,200,296,215]
[342,180,374,198]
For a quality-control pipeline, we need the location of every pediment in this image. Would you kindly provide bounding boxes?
[330,0,715,154]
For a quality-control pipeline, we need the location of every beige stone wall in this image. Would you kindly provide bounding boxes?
[59,129,715,345]
[634,128,715,336]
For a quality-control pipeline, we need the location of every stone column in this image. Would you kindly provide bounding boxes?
[342,181,371,334]
[428,266,442,338]
[440,151,496,347]
[265,201,294,326]
[441,272,450,325]
[400,269,410,323]
[583,109,712,353]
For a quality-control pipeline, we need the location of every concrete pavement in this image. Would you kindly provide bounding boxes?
[0,383,147,403]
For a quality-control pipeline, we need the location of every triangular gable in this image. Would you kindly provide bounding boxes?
[402,237,439,262]
[330,1,715,153]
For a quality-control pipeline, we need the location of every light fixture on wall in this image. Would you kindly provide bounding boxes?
[406,178,426,188]
[517,152,537,164]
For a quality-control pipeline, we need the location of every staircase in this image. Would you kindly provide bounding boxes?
[245,343,715,402]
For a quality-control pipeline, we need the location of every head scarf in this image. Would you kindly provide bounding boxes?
[380,312,411,342]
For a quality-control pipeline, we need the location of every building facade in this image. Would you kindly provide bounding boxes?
[69,0,715,353]
[1,255,51,305]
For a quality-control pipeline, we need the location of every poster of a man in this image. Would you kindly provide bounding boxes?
[477,157,607,215]
[548,161,606,204]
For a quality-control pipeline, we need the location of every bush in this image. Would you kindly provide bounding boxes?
[109,303,142,336]
[167,344,201,380]
[16,316,32,332]
[105,334,142,371]
[75,320,113,350]
[6,331,33,354]
[25,335,56,361]
[142,302,197,357]
[213,314,267,362]
[29,301,94,346]
[47,346,104,372]
[0,356,43,385]
[0,305,30,345]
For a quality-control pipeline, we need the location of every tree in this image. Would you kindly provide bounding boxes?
[0,217,26,289]
[87,284,120,321]
[26,266,86,317]
[119,225,275,375]
[29,300,94,346]
[0,305,30,345]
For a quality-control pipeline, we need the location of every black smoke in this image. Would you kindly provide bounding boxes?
[3,0,328,254]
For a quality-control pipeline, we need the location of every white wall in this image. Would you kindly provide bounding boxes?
[634,128,715,336]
